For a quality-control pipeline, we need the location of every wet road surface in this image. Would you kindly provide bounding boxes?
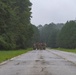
[0,49,76,75]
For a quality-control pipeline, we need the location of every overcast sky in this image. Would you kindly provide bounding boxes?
[30,0,76,26]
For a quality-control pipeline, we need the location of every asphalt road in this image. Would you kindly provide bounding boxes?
[0,49,76,75]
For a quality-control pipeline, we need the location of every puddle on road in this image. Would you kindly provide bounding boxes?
[49,57,62,59]
[40,56,44,59]
[35,60,40,62]
[14,61,26,65]
[32,62,52,75]
[41,67,46,72]
[15,63,20,65]
[36,54,76,67]
[61,60,76,67]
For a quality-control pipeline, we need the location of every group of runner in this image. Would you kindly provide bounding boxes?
[33,42,46,50]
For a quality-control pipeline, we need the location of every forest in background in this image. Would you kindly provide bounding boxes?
[36,20,76,49]
[0,0,76,50]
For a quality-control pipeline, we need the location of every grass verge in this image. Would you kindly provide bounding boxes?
[54,48,76,53]
[0,48,32,63]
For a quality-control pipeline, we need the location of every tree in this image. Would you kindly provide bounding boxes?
[31,25,40,43]
[0,0,33,50]
[57,21,76,49]
[39,23,59,48]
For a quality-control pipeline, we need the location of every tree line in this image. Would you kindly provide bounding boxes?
[0,0,35,50]
[57,21,76,49]
[0,0,76,50]
[37,20,76,49]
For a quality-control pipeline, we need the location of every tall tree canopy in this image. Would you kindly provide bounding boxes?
[57,21,76,49]
[32,25,40,43]
[0,0,33,50]
[39,23,62,48]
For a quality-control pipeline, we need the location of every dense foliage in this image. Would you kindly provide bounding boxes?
[57,21,76,49]
[32,25,40,43]
[0,0,76,50]
[39,20,76,49]
[39,23,63,48]
[0,0,33,50]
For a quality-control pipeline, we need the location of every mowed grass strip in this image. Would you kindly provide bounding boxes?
[54,48,76,53]
[0,48,32,63]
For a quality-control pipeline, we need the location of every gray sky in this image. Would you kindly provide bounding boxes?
[30,0,76,26]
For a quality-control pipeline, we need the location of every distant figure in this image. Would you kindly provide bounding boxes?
[36,43,39,50]
[39,43,42,50]
[33,42,47,50]
[33,43,36,50]
[42,43,46,50]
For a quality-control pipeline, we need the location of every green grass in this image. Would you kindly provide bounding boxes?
[0,48,32,63]
[54,48,76,53]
